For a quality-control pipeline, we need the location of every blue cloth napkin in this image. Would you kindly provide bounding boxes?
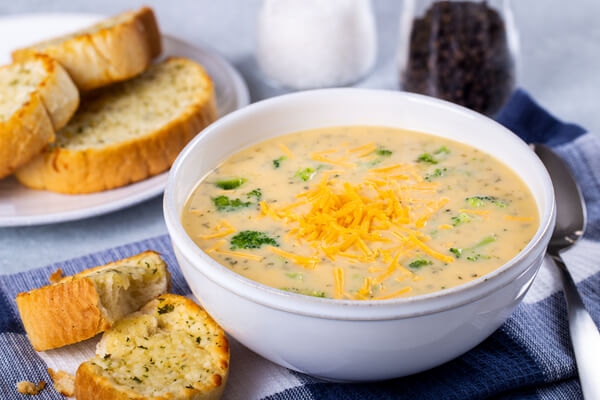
[1,90,599,400]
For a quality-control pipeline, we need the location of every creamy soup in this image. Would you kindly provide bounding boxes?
[182,126,539,300]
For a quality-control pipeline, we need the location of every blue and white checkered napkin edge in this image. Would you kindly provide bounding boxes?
[1,90,599,400]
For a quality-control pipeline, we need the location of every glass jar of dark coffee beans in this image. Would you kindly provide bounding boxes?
[398,0,519,115]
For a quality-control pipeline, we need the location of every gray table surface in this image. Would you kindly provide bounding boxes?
[1,0,599,274]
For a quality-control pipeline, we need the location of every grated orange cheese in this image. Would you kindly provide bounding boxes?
[373,286,412,300]
[334,267,344,299]
[349,142,375,153]
[408,235,455,263]
[357,277,373,299]
[255,155,454,298]
[279,143,295,159]
[199,221,236,239]
[269,246,319,269]
[205,240,226,253]
[215,249,263,261]
[310,153,356,168]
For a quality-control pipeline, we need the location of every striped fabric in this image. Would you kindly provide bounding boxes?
[1,90,598,399]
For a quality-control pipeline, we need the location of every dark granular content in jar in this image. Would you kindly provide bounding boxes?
[402,1,515,115]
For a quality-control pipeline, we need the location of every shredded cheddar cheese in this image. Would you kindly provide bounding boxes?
[206,240,226,253]
[349,142,375,153]
[279,143,295,159]
[269,246,319,269]
[334,267,344,299]
[215,249,263,261]
[373,286,412,300]
[257,161,456,298]
[310,152,356,168]
[199,221,236,239]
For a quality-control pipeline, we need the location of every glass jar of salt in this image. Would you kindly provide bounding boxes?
[398,0,519,116]
[256,0,377,90]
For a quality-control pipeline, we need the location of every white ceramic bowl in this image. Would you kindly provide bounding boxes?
[164,89,555,382]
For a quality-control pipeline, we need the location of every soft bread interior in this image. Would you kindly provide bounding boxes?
[89,295,227,397]
[51,58,212,150]
[0,59,47,122]
[78,252,169,324]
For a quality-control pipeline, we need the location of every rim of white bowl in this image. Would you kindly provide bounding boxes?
[164,88,555,320]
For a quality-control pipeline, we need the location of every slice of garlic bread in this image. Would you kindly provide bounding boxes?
[0,54,78,179]
[13,7,161,91]
[16,251,170,351]
[75,294,229,400]
[15,57,217,194]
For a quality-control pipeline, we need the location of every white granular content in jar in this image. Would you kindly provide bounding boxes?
[256,0,377,90]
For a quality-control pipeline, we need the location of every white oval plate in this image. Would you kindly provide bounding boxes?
[0,13,249,227]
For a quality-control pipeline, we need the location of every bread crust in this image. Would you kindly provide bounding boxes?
[16,251,169,351]
[74,295,229,400]
[16,275,110,352]
[0,55,79,179]
[12,7,162,91]
[15,60,217,194]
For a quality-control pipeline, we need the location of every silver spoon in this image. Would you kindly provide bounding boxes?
[534,143,600,399]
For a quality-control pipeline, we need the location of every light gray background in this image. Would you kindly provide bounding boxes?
[1,0,598,273]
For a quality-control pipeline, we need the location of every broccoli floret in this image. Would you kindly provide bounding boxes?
[246,188,262,201]
[295,167,316,181]
[230,230,278,250]
[425,167,447,181]
[273,156,288,168]
[434,146,451,155]
[473,234,497,248]
[375,148,392,156]
[449,248,463,258]
[416,153,438,164]
[363,148,393,167]
[451,212,472,226]
[280,287,327,298]
[212,195,251,211]
[449,234,497,260]
[285,272,303,280]
[215,177,246,190]
[408,259,432,269]
[466,254,491,262]
[465,196,507,208]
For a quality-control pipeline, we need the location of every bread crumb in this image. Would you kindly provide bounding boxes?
[48,368,75,397]
[16,380,46,395]
[49,269,63,284]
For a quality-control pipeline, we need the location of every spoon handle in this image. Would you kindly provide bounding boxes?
[550,253,600,400]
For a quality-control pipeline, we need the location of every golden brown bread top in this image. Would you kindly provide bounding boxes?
[75,294,229,400]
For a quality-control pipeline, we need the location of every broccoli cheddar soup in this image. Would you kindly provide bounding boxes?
[182,126,539,300]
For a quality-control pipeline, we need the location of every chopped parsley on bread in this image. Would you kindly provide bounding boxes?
[0,54,78,179]
[16,251,170,351]
[12,7,161,91]
[75,294,229,400]
[15,57,217,194]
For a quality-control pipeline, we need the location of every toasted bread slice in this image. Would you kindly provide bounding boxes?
[16,251,170,351]
[0,55,78,179]
[15,57,217,194]
[75,294,229,400]
[13,7,161,91]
